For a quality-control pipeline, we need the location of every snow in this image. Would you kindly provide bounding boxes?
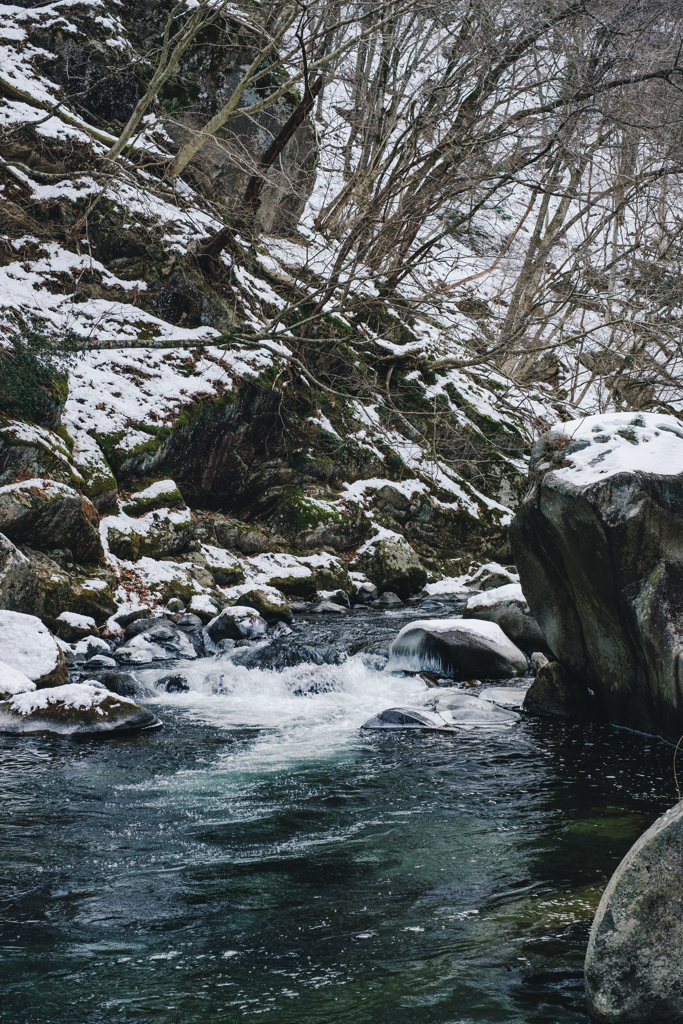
[56,611,97,629]
[466,583,526,610]
[8,682,135,716]
[0,662,36,695]
[0,477,76,499]
[0,610,60,681]
[130,480,179,501]
[189,594,219,616]
[548,413,683,486]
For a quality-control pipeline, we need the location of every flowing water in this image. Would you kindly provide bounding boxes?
[0,606,675,1024]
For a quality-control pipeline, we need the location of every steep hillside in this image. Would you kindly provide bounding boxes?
[0,0,571,627]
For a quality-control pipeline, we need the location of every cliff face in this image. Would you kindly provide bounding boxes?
[0,0,564,626]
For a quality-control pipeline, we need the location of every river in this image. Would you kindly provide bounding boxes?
[0,605,675,1023]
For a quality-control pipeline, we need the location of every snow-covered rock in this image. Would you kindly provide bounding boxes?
[511,412,683,741]
[0,682,160,736]
[55,610,98,640]
[388,618,528,680]
[205,606,268,643]
[463,583,548,651]
[0,610,67,687]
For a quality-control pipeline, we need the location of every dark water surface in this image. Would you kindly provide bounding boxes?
[0,613,675,1024]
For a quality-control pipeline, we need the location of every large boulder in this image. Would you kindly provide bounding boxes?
[522,660,591,717]
[357,536,428,600]
[463,583,549,652]
[103,508,195,561]
[0,419,84,490]
[0,479,103,563]
[510,412,683,742]
[0,682,160,736]
[205,606,268,643]
[585,803,683,1023]
[0,532,38,612]
[0,609,67,687]
[226,587,293,624]
[388,618,528,680]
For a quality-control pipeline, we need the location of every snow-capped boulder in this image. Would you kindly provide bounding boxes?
[0,419,85,491]
[585,803,683,1023]
[357,536,427,600]
[115,619,200,662]
[510,412,683,742]
[225,587,293,624]
[55,610,98,641]
[463,583,549,651]
[388,618,528,680]
[0,682,160,736]
[205,605,268,643]
[103,507,195,561]
[0,610,67,687]
[0,479,103,563]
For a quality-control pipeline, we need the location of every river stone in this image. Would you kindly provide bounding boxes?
[510,412,683,742]
[585,803,683,1023]
[118,620,200,661]
[377,591,403,607]
[361,707,456,731]
[463,583,549,652]
[206,605,268,642]
[54,610,98,641]
[231,639,344,671]
[357,537,428,600]
[434,693,519,727]
[0,609,67,687]
[523,660,591,717]
[388,618,528,680]
[0,479,103,563]
[0,681,160,736]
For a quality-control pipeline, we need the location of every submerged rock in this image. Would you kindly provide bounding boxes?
[0,610,67,687]
[388,618,528,681]
[156,673,190,693]
[117,619,200,661]
[0,682,161,736]
[523,660,591,718]
[463,583,549,652]
[361,707,456,731]
[433,693,519,727]
[230,638,344,671]
[585,803,683,1024]
[510,412,683,742]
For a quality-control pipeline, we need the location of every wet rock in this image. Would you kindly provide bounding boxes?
[270,620,292,638]
[288,600,311,613]
[361,707,456,731]
[72,635,112,660]
[93,671,138,698]
[86,654,117,669]
[510,412,683,742]
[0,479,103,563]
[376,591,403,607]
[522,661,591,718]
[231,638,344,671]
[463,583,549,652]
[312,599,348,615]
[176,612,204,632]
[157,673,190,693]
[206,606,268,643]
[119,619,200,661]
[358,537,428,601]
[433,693,519,727]
[479,686,529,710]
[0,610,67,687]
[585,803,683,1024]
[0,682,161,736]
[388,618,528,681]
[353,581,378,605]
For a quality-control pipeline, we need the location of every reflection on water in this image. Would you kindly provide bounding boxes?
[0,622,675,1024]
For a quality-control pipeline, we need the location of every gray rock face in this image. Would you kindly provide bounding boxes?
[388,618,528,681]
[0,480,103,564]
[522,660,591,717]
[585,803,683,1023]
[510,412,683,742]
[358,538,428,601]
[463,583,549,652]
[0,532,38,613]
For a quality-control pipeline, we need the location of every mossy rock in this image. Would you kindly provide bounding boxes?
[269,572,317,599]
[357,537,427,601]
[0,419,84,490]
[228,587,292,624]
[121,480,185,516]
